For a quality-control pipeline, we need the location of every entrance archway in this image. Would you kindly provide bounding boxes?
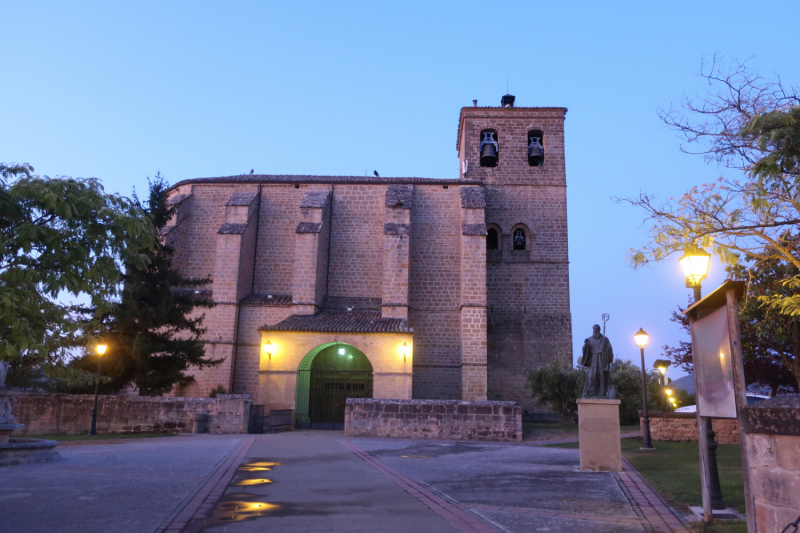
[294,343,373,430]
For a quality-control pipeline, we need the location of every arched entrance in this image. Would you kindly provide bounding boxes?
[294,343,373,430]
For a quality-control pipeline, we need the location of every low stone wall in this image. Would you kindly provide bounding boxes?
[344,398,522,442]
[1,392,252,435]
[639,411,740,445]
[741,394,800,533]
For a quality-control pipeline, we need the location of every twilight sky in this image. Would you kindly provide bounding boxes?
[2,1,798,379]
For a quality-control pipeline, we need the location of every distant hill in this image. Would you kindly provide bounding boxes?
[672,375,695,394]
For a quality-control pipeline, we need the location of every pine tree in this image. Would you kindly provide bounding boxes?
[74,173,220,395]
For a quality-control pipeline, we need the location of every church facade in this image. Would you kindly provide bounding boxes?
[165,96,571,424]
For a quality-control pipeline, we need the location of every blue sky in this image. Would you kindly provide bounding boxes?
[2,1,798,379]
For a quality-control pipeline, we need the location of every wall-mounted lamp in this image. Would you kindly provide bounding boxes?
[402,342,409,362]
[263,340,272,361]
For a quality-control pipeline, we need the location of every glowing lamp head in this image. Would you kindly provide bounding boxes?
[633,328,649,349]
[666,389,673,396]
[669,397,676,404]
[263,340,272,360]
[338,348,345,355]
[96,344,108,356]
[401,342,409,362]
[679,247,711,286]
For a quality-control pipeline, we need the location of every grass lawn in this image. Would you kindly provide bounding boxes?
[688,522,748,533]
[27,432,178,442]
[547,437,746,515]
[523,422,639,441]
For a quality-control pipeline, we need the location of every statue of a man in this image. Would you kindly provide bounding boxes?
[580,324,614,398]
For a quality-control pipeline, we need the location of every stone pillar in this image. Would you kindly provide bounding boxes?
[291,190,331,315]
[740,395,800,532]
[459,186,488,400]
[381,185,412,320]
[577,399,622,471]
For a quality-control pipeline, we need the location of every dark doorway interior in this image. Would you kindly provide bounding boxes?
[296,344,373,430]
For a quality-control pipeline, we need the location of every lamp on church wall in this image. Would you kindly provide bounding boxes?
[262,340,273,361]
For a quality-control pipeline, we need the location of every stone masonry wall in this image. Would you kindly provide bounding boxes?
[408,185,464,400]
[639,411,740,445]
[740,394,800,532]
[344,398,522,442]
[6,392,252,435]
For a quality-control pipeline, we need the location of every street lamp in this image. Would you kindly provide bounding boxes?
[679,247,711,302]
[89,343,107,437]
[680,246,726,510]
[634,328,654,450]
[653,358,672,411]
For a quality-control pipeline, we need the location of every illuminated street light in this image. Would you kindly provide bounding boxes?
[680,247,711,302]
[634,328,654,450]
[89,343,108,437]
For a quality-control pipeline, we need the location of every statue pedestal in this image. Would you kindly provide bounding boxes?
[577,399,622,472]
[0,424,25,444]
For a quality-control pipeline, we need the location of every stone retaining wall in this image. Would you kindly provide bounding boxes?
[639,411,740,445]
[344,398,522,441]
[1,392,252,435]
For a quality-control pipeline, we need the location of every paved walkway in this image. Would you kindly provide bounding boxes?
[0,432,690,533]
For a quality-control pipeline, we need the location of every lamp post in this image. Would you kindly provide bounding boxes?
[634,328,654,450]
[679,246,726,510]
[88,343,107,437]
[653,359,671,411]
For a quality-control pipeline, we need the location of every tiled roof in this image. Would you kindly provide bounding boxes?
[241,294,292,306]
[260,310,411,333]
[460,186,486,208]
[300,190,330,208]
[172,175,481,188]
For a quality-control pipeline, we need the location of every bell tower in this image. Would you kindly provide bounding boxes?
[457,95,571,412]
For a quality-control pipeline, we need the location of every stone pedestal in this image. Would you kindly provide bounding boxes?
[577,399,622,472]
[0,424,25,445]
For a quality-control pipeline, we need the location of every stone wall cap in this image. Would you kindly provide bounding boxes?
[740,393,800,436]
[300,190,330,208]
[345,398,520,407]
[385,185,413,208]
[217,223,248,234]
[459,186,486,209]
[577,399,621,405]
[214,394,252,400]
[638,410,696,419]
[296,221,323,234]
[226,192,258,206]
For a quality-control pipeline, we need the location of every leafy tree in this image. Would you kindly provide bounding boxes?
[622,57,800,312]
[526,354,585,423]
[0,163,153,383]
[527,356,658,425]
[72,174,220,396]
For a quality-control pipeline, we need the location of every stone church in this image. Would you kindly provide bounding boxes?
[165,95,571,427]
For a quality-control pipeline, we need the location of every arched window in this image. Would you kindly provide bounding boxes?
[512,225,530,251]
[480,129,499,167]
[527,130,545,167]
[487,226,500,250]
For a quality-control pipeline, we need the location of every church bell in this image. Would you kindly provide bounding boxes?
[480,131,499,167]
[528,136,544,166]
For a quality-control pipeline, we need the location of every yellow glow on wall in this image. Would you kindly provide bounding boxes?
[400,341,412,362]
[262,340,274,361]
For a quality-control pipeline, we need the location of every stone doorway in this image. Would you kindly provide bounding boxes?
[294,343,373,430]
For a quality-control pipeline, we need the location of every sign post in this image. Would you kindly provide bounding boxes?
[684,280,755,529]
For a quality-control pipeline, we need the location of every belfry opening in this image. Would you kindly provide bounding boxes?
[294,343,374,430]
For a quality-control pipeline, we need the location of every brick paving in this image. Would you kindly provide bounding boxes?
[619,458,690,533]
[165,437,254,533]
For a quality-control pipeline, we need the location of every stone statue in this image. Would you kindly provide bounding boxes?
[0,361,8,389]
[580,324,615,399]
[0,396,17,424]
